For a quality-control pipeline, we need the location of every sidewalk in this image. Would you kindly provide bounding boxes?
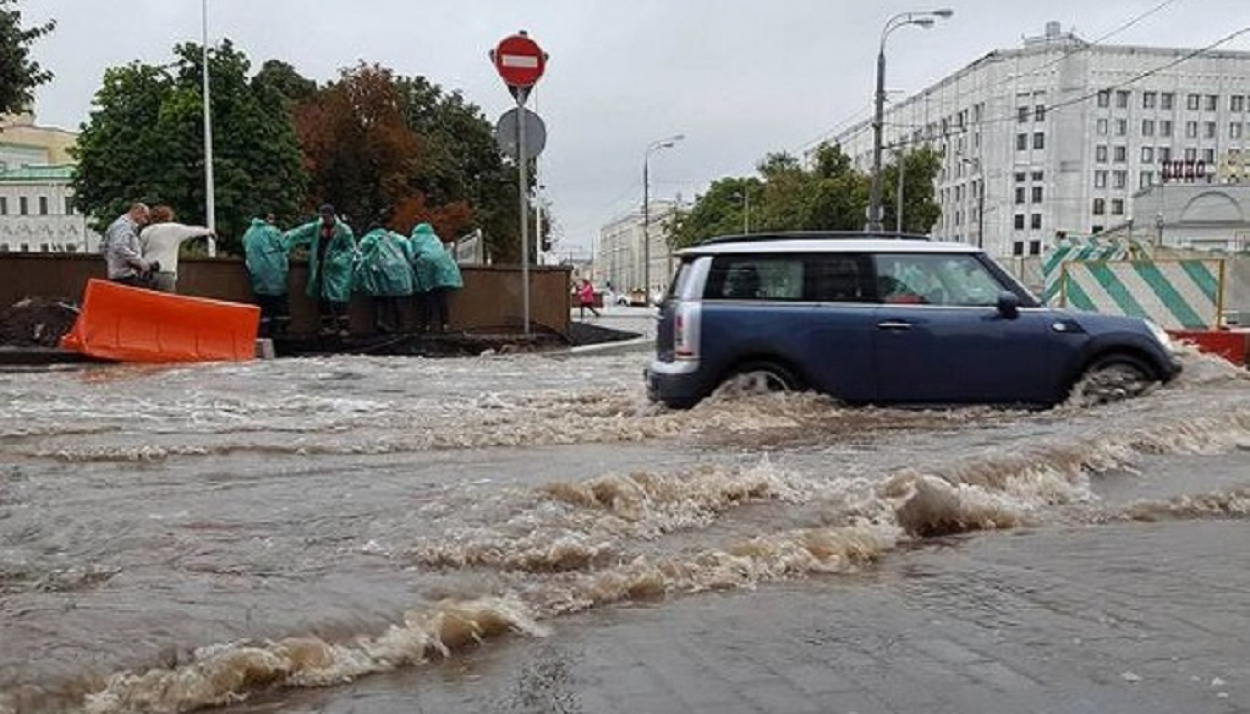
[253,519,1250,713]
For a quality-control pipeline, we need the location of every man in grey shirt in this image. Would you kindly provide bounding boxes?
[102,203,153,286]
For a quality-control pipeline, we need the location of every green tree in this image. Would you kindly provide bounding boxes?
[0,0,53,116]
[71,41,307,253]
[880,147,942,234]
[251,59,317,107]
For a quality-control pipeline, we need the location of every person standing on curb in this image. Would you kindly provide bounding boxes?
[139,205,214,293]
[242,214,290,337]
[407,222,463,333]
[101,203,153,287]
[285,204,357,336]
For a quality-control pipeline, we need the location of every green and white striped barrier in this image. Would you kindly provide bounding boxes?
[1042,237,1147,305]
[1058,259,1224,330]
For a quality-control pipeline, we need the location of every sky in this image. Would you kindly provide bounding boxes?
[18,0,1250,252]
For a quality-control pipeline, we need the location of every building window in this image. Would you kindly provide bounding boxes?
[1031,214,1042,230]
[1035,104,1046,122]
[1233,96,1246,113]
[1159,146,1172,162]
[1203,148,1216,164]
[19,197,28,215]
[0,197,6,215]
[1097,118,1108,136]
[64,196,74,215]
[1111,199,1125,216]
[1113,146,1127,163]
[1014,171,1027,183]
[1018,105,1030,123]
[1115,119,1127,136]
[1161,120,1173,137]
[1185,121,1198,138]
[1015,187,1026,204]
[1016,133,1028,151]
[1033,132,1045,150]
[1233,123,1245,140]
[1187,94,1201,111]
[1031,170,1044,181]
[38,197,48,215]
[1031,186,1044,203]
[1116,90,1130,109]
[1113,170,1128,189]
[1097,90,1111,108]
[1096,145,1108,163]
[1140,171,1154,189]
[1014,214,1026,230]
[1205,121,1217,139]
[1185,147,1198,162]
[1142,146,1155,163]
[1142,119,1155,136]
[1205,94,1218,112]
[1011,241,1025,256]
[1092,225,1105,234]
[1161,93,1174,110]
[19,243,28,252]
[1029,240,1042,256]
[1143,92,1157,109]
[1095,170,1108,188]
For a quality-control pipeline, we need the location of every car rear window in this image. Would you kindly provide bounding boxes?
[703,253,873,303]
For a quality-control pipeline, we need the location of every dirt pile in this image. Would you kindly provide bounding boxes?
[0,297,80,348]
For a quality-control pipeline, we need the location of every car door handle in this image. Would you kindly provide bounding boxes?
[876,320,913,331]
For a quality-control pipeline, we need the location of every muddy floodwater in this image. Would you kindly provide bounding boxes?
[2,347,1249,713]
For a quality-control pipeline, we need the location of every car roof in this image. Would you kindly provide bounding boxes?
[678,232,980,256]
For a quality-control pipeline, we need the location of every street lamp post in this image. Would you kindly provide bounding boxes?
[643,134,683,299]
[201,0,217,257]
[867,8,953,232]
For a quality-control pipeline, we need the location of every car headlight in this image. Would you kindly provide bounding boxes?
[1145,320,1176,353]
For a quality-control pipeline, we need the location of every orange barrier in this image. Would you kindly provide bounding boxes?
[1168,329,1250,367]
[60,279,260,363]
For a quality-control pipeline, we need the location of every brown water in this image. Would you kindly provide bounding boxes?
[1,349,1248,714]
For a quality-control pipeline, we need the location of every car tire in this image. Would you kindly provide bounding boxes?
[723,360,802,395]
[1072,353,1156,405]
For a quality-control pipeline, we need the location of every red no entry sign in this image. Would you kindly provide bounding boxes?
[493,32,547,88]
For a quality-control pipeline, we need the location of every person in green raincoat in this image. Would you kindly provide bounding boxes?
[357,226,414,333]
[242,213,290,337]
[284,204,357,335]
[407,222,463,332]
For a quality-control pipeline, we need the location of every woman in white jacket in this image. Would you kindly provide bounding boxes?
[139,205,215,293]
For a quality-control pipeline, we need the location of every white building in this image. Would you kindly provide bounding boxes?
[597,200,681,293]
[833,22,1250,258]
[0,113,96,252]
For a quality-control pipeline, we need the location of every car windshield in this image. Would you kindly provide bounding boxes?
[874,253,1007,307]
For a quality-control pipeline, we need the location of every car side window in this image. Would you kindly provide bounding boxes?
[807,254,874,303]
[705,255,805,301]
[874,254,1007,307]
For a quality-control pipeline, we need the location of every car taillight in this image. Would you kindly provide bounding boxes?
[674,306,698,360]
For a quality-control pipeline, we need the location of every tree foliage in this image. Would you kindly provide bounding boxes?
[672,143,941,249]
[0,0,53,116]
[70,41,307,254]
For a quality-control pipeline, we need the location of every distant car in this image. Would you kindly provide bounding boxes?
[645,232,1182,409]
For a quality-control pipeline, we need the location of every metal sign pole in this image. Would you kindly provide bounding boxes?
[516,93,531,335]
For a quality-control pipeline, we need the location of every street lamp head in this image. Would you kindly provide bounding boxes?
[913,18,936,28]
[931,8,955,19]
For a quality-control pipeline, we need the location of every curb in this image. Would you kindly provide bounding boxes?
[559,337,653,357]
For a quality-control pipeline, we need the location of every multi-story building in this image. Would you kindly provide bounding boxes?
[834,22,1250,258]
[597,200,681,293]
[0,113,96,253]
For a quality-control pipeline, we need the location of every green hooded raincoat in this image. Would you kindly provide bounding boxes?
[407,223,464,293]
[284,216,357,303]
[357,229,415,297]
[241,218,289,297]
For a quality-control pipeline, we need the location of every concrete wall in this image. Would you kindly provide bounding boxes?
[0,253,572,335]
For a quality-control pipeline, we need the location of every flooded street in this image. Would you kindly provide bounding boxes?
[2,345,1249,713]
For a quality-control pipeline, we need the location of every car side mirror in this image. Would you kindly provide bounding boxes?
[996,291,1020,320]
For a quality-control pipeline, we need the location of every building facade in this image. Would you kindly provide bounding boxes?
[833,22,1250,258]
[597,200,681,293]
[0,113,96,253]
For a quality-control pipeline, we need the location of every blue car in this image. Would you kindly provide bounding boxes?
[645,233,1182,409]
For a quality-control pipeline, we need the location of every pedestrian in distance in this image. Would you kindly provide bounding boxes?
[242,213,291,337]
[284,204,357,336]
[101,203,153,288]
[139,205,215,293]
[407,222,463,333]
[577,278,601,320]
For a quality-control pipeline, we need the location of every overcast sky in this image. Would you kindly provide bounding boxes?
[19,0,1250,250]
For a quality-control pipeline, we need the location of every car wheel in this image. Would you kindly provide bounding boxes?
[1072,353,1156,406]
[721,360,802,395]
